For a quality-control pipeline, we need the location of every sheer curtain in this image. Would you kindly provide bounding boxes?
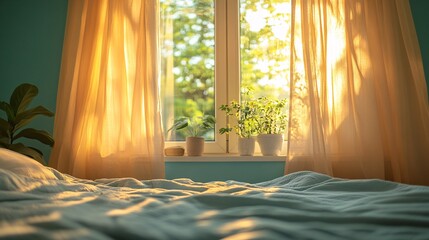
[287,0,429,185]
[49,0,165,180]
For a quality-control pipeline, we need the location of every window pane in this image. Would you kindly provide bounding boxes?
[160,0,215,141]
[240,0,291,133]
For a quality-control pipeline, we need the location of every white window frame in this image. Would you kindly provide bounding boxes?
[163,0,288,155]
[163,0,228,154]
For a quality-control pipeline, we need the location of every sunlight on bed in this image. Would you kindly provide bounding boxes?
[52,193,99,207]
[1,168,429,239]
[107,198,162,217]
[220,218,257,234]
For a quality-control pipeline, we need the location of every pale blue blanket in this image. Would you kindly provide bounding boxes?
[1,168,429,239]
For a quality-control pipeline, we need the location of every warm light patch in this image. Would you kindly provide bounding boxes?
[52,193,99,207]
[17,181,47,193]
[220,218,256,233]
[198,210,219,219]
[325,1,350,135]
[96,1,145,157]
[107,198,161,217]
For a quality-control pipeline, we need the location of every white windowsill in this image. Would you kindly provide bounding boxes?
[165,154,287,162]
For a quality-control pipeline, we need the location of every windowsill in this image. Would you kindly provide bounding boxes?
[165,154,287,162]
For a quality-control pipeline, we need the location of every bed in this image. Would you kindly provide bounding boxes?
[1,148,429,239]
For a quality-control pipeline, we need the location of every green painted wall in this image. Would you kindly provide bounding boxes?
[410,0,429,89]
[0,0,428,168]
[0,0,68,161]
[166,161,285,183]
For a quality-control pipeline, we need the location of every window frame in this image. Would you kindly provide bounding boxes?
[162,0,288,155]
[163,0,228,154]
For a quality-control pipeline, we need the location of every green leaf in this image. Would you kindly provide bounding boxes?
[201,115,215,130]
[14,106,54,131]
[28,146,44,157]
[203,115,216,124]
[7,143,45,165]
[10,83,38,115]
[219,127,232,135]
[13,128,54,147]
[0,101,15,122]
[168,117,189,132]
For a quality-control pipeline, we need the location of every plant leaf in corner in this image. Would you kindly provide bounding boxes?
[13,128,54,147]
[14,106,54,131]
[10,83,38,115]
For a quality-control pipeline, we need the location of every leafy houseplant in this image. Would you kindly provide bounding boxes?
[256,97,288,135]
[0,83,55,164]
[219,89,259,138]
[219,89,259,156]
[168,115,216,137]
[255,96,288,156]
[168,115,215,156]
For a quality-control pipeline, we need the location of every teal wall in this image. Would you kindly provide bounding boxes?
[0,0,68,161]
[166,161,285,183]
[0,0,428,166]
[410,0,429,89]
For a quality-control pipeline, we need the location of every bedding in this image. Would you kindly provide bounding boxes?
[1,151,429,239]
[0,148,57,180]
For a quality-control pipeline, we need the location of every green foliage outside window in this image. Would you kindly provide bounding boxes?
[160,0,290,141]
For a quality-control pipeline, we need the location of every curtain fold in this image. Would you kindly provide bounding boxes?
[50,0,165,180]
[287,0,429,185]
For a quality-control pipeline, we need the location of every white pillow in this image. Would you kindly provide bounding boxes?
[0,148,57,180]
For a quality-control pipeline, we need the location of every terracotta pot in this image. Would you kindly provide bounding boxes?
[257,134,283,156]
[186,136,204,156]
[238,137,256,156]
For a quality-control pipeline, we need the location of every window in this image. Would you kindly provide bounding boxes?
[160,0,291,154]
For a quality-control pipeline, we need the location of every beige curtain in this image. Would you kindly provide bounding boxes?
[287,0,429,185]
[49,0,165,180]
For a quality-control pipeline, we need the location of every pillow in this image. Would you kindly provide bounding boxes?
[0,148,57,180]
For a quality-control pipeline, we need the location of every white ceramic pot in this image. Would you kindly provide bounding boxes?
[257,134,283,156]
[186,136,204,156]
[238,137,256,156]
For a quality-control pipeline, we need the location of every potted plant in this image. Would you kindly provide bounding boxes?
[168,114,215,156]
[219,89,259,156]
[255,96,288,156]
[0,83,55,164]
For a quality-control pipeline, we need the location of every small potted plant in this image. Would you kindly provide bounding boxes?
[168,114,215,156]
[219,89,259,156]
[255,96,288,156]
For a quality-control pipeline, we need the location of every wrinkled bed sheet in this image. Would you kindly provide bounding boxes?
[1,168,429,239]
